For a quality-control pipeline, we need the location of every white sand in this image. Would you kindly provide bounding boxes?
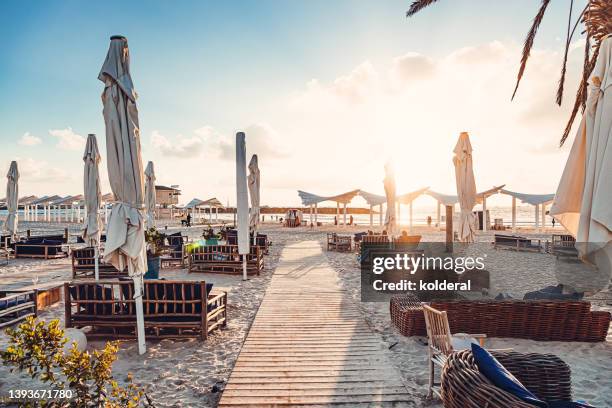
[1,221,611,407]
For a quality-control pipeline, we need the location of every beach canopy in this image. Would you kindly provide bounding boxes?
[248,154,260,230]
[82,134,103,248]
[426,190,458,207]
[99,35,147,354]
[476,185,505,204]
[551,35,612,264]
[235,133,250,280]
[453,132,477,242]
[359,191,386,206]
[384,162,397,234]
[396,187,430,205]
[202,198,224,208]
[500,189,554,206]
[4,161,19,239]
[298,189,360,206]
[144,161,156,229]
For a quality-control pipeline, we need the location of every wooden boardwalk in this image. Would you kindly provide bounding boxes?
[219,240,414,407]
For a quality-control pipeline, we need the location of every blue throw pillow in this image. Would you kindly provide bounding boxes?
[471,343,547,408]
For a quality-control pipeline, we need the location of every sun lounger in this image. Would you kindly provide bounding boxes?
[64,280,227,339]
[493,234,542,252]
[188,244,263,275]
[390,296,611,342]
[15,238,68,259]
[71,247,126,279]
[0,290,37,328]
[442,349,572,408]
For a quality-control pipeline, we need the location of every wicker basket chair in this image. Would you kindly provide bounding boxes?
[441,349,572,408]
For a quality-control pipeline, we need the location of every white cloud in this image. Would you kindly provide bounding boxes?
[18,132,42,146]
[49,127,86,150]
[390,53,436,83]
[151,130,205,158]
[215,123,288,161]
[10,157,68,182]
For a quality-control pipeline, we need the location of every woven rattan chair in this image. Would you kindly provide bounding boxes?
[441,349,572,408]
[423,305,486,399]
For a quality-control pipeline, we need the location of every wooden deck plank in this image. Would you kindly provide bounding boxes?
[218,240,410,407]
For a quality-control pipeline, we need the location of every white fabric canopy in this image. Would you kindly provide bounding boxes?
[453,132,477,242]
[551,35,612,267]
[383,162,397,234]
[4,161,19,239]
[248,154,260,230]
[99,35,147,354]
[144,161,156,230]
[82,134,102,247]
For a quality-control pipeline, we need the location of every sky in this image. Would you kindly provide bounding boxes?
[0,0,588,208]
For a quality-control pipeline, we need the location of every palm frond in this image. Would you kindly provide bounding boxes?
[512,0,552,100]
[556,0,575,106]
[406,0,440,17]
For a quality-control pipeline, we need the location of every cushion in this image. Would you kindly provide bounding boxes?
[471,343,547,408]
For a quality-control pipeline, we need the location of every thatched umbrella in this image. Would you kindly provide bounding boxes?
[384,162,397,235]
[248,154,260,235]
[144,161,156,230]
[82,134,103,280]
[4,161,19,240]
[551,36,612,271]
[453,132,477,242]
[99,35,147,355]
[236,132,250,280]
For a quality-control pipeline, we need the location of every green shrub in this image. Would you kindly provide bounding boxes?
[1,317,152,407]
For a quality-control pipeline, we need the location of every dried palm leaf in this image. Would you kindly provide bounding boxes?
[512,0,552,100]
[406,0,439,17]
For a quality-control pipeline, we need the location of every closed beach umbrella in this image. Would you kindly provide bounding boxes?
[453,132,477,243]
[4,161,19,240]
[236,132,250,280]
[82,134,103,280]
[248,154,260,232]
[551,36,612,269]
[384,162,396,235]
[99,35,147,355]
[144,161,156,230]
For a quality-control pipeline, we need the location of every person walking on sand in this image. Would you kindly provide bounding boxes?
[334,216,338,226]
[427,216,432,227]
[186,213,192,227]
[349,215,354,226]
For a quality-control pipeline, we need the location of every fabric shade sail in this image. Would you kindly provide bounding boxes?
[551,35,612,271]
[144,161,156,230]
[248,154,260,231]
[453,132,477,242]
[4,161,19,239]
[99,35,147,354]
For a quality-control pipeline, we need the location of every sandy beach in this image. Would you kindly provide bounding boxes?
[0,221,610,407]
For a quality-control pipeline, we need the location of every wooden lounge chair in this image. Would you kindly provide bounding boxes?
[0,290,37,328]
[188,245,263,275]
[326,233,337,251]
[71,247,126,279]
[161,233,189,268]
[493,234,542,252]
[442,350,572,408]
[64,280,227,340]
[335,235,352,252]
[423,305,486,399]
[15,239,68,259]
[362,234,390,244]
[550,234,578,258]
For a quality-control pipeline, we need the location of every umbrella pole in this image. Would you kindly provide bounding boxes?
[133,276,147,355]
[94,245,100,281]
[242,257,248,281]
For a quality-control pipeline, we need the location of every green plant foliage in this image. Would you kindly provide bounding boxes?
[1,317,152,408]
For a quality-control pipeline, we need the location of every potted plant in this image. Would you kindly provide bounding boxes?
[202,227,219,245]
[144,227,166,279]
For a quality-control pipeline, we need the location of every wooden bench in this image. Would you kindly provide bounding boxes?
[188,245,263,275]
[71,247,126,279]
[550,234,577,258]
[7,281,64,311]
[0,290,37,328]
[161,234,190,268]
[493,234,542,252]
[64,280,227,340]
